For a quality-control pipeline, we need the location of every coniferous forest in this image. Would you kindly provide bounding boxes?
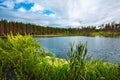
[0,19,120,37]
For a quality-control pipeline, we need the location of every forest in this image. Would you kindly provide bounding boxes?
[0,19,120,37]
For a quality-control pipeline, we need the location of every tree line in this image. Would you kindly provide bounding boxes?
[99,22,120,32]
[0,19,120,36]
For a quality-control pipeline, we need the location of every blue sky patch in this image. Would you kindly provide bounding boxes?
[14,2,34,11]
[0,0,6,3]
[43,10,55,15]
[0,4,7,8]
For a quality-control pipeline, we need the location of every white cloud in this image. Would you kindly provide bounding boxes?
[44,13,56,17]
[15,0,25,3]
[39,0,120,27]
[30,3,44,12]
[18,7,26,12]
[38,0,102,26]
[2,0,15,9]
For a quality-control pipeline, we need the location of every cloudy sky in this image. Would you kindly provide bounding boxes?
[0,0,120,28]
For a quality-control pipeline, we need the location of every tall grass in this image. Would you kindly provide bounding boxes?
[67,42,88,80]
[67,43,119,80]
[0,34,119,80]
[0,34,46,79]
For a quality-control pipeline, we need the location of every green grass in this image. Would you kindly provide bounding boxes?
[32,31,120,37]
[0,34,119,80]
[90,32,120,37]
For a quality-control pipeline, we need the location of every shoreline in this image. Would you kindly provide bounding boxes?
[1,32,120,38]
[1,35,120,38]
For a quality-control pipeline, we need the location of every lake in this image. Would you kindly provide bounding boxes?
[34,36,120,63]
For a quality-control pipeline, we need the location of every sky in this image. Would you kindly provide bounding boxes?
[0,0,120,28]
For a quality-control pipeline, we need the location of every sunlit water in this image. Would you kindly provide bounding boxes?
[34,36,120,63]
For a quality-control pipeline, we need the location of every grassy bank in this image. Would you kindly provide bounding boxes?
[32,31,120,37]
[0,34,120,80]
[1,31,120,38]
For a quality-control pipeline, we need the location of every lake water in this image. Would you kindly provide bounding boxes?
[34,36,120,63]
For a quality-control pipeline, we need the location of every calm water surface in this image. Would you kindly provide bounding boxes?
[34,36,120,63]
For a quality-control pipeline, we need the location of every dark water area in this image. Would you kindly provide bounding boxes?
[34,36,120,63]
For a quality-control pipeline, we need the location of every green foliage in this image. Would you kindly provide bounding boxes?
[0,34,119,80]
[0,34,46,79]
[67,42,119,80]
[86,60,119,80]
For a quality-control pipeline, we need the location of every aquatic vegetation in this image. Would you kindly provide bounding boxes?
[0,34,119,80]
